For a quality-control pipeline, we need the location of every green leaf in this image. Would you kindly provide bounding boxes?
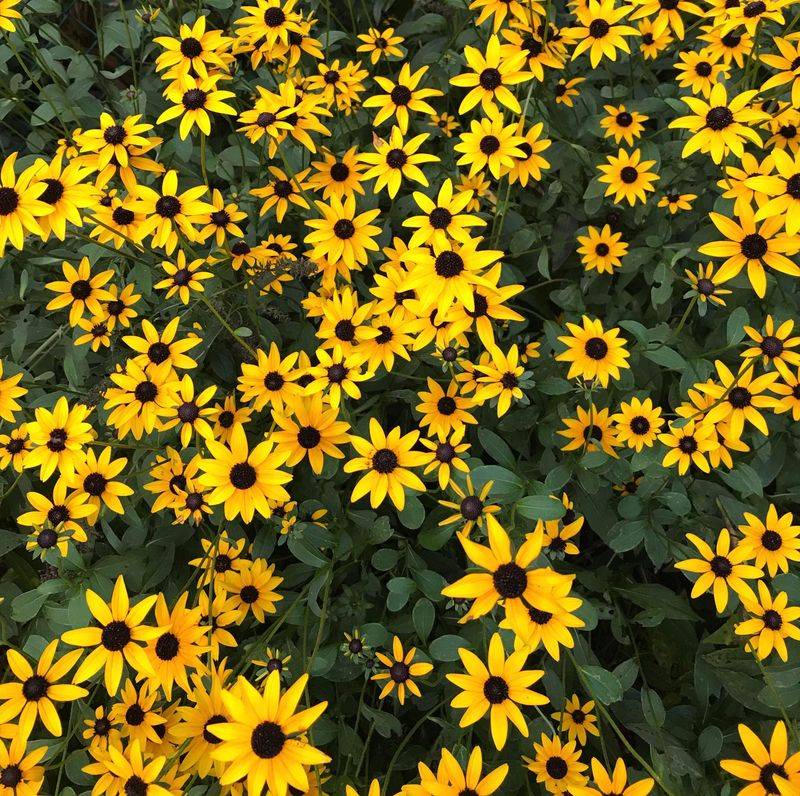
[698,726,723,761]
[641,686,666,728]
[469,465,524,501]
[477,428,516,469]
[429,635,468,661]
[412,598,435,642]
[0,529,23,556]
[398,495,425,529]
[517,494,566,521]
[580,665,623,705]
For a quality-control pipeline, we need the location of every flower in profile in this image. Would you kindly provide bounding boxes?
[675,528,762,612]
[447,632,546,750]
[721,721,800,796]
[736,581,800,662]
[0,360,26,423]
[371,636,433,705]
[523,732,589,793]
[62,574,160,695]
[556,316,630,387]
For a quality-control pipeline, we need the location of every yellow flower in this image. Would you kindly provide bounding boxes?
[62,574,160,696]
[344,418,427,510]
[371,635,433,704]
[556,316,630,387]
[0,152,53,255]
[447,632,546,750]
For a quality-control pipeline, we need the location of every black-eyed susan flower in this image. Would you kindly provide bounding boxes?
[554,77,585,106]
[448,632,546,750]
[638,16,672,58]
[442,516,569,627]
[420,427,471,490]
[416,378,476,441]
[0,738,46,794]
[568,0,639,68]
[405,237,500,321]
[675,528,762,612]
[451,34,530,116]
[198,424,291,522]
[669,83,767,163]
[24,396,93,480]
[430,111,460,137]
[523,732,589,793]
[304,194,381,270]
[308,147,366,201]
[64,445,133,520]
[721,721,800,795]
[360,127,438,198]
[270,393,350,474]
[82,705,121,753]
[613,396,664,451]
[559,405,620,457]
[736,580,800,663]
[556,317,630,387]
[237,342,302,412]
[209,670,329,796]
[161,374,216,447]
[0,360,26,423]
[404,178,486,249]
[17,479,93,552]
[658,192,697,214]
[62,575,160,696]
[196,188,246,245]
[103,283,141,330]
[454,112,527,179]
[577,224,628,274]
[627,0,702,38]
[251,166,311,222]
[537,494,583,557]
[153,16,231,81]
[45,256,113,326]
[552,695,600,745]
[104,359,180,440]
[371,636,432,705]
[597,148,659,206]
[343,418,427,510]
[761,36,800,107]
[143,593,208,698]
[439,473,501,535]
[659,419,719,474]
[746,148,800,236]
[505,121,552,185]
[362,63,442,133]
[472,344,527,417]
[0,152,53,255]
[154,250,214,305]
[356,27,404,63]
[699,361,778,440]
[601,104,648,145]
[685,262,732,307]
[469,0,536,30]
[0,639,86,739]
[132,169,212,253]
[33,153,97,241]
[157,75,236,139]
[738,504,800,576]
[0,425,30,472]
[582,757,655,796]
[303,347,372,408]
[123,317,200,373]
[109,679,165,747]
[674,48,729,98]
[224,558,283,624]
[771,367,800,420]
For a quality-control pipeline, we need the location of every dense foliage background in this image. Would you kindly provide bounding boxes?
[1,0,800,794]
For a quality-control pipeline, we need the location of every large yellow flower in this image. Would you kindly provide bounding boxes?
[210,671,329,796]
[198,424,292,521]
[0,152,53,255]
